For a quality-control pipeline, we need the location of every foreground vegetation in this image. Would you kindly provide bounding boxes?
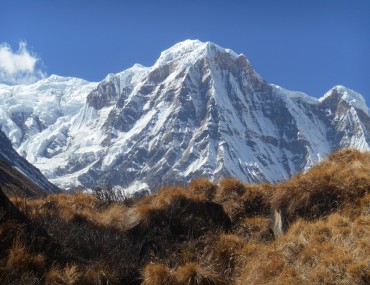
[0,149,369,284]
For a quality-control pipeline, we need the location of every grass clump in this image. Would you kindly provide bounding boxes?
[271,149,370,222]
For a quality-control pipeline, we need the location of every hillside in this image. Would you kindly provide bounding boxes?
[0,129,59,197]
[0,148,369,284]
[0,160,54,198]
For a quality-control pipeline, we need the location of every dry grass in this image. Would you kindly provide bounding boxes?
[243,184,272,215]
[45,264,80,285]
[189,178,217,200]
[1,148,369,285]
[271,149,370,222]
[210,234,244,279]
[142,262,224,285]
[214,178,246,203]
[237,194,370,285]
[0,235,47,284]
[212,183,268,232]
[174,263,224,285]
[80,263,118,285]
[5,236,45,273]
[142,263,175,285]
[122,185,231,238]
[95,203,128,229]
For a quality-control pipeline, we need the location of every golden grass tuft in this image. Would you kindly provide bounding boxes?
[5,237,45,273]
[328,148,370,163]
[11,192,99,223]
[216,182,272,224]
[95,203,128,229]
[215,178,246,203]
[189,178,217,200]
[142,263,224,285]
[174,263,224,285]
[45,264,80,285]
[143,186,201,208]
[242,184,272,215]
[214,234,244,257]
[359,193,370,216]
[271,149,370,221]
[80,263,118,284]
[120,185,231,237]
[243,216,272,242]
[211,234,244,279]
[142,263,175,285]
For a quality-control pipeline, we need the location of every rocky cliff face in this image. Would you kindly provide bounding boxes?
[0,40,369,193]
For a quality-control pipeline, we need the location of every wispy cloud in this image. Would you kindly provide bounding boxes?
[0,41,46,85]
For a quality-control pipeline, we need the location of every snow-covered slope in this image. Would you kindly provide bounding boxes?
[0,75,97,147]
[0,40,369,193]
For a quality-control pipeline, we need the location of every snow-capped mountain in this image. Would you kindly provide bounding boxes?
[0,40,369,193]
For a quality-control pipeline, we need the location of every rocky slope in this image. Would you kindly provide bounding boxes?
[0,129,59,196]
[0,40,369,193]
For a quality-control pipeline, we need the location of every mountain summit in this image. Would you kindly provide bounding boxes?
[0,40,369,192]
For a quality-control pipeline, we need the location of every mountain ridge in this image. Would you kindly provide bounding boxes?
[0,40,369,193]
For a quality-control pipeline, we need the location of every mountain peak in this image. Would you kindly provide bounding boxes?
[320,85,369,115]
[37,74,91,86]
[155,39,206,65]
[48,74,65,80]
[155,39,241,66]
[42,74,75,83]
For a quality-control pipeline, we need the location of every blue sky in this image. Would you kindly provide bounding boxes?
[1,0,369,103]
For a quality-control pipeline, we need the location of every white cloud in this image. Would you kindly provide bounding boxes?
[0,41,46,85]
